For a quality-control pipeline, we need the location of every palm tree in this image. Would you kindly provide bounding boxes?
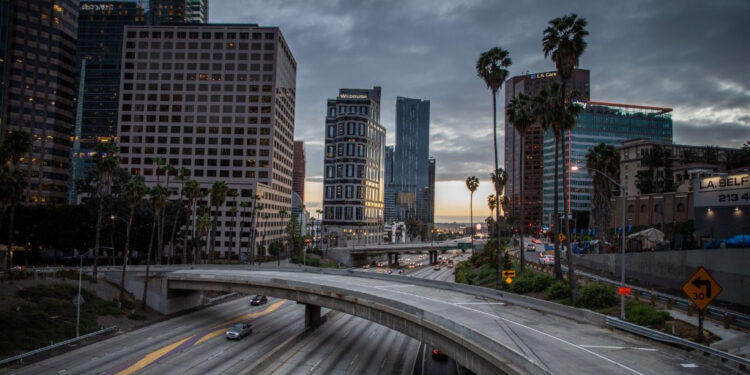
[0,166,25,269]
[487,195,497,219]
[543,13,588,297]
[490,168,508,284]
[586,143,620,242]
[278,208,288,265]
[476,47,512,268]
[248,193,263,265]
[465,176,479,250]
[168,167,188,264]
[92,140,119,282]
[142,185,169,309]
[208,181,229,263]
[195,209,212,264]
[240,200,251,262]
[227,189,239,258]
[260,212,271,260]
[119,177,147,303]
[158,164,176,264]
[507,93,535,273]
[182,180,200,264]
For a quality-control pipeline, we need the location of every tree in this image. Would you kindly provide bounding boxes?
[507,92,535,274]
[227,189,239,258]
[169,167,188,264]
[208,181,229,263]
[487,195,497,219]
[91,139,119,281]
[268,240,284,266]
[586,143,620,242]
[278,208,288,265]
[543,13,588,300]
[247,193,263,265]
[142,185,169,309]
[119,177,147,303]
[465,176,479,249]
[0,131,30,269]
[490,168,508,285]
[476,46,512,277]
[183,180,200,264]
[195,209,212,264]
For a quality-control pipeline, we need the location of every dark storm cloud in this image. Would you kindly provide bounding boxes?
[211,0,750,182]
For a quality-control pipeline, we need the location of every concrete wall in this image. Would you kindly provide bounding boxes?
[574,248,750,308]
[102,270,202,314]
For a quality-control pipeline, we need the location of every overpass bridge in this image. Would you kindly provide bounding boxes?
[163,267,723,375]
[325,239,485,266]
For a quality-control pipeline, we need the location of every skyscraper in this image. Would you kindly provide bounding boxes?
[383,145,396,223]
[322,87,385,246]
[504,69,590,231]
[292,140,305,202]
[1,0,79,203]
[541,101,673,229]
[389,96,432,224]
[71,1,147,202]
[118,24,297,257]
[149,0,208,24]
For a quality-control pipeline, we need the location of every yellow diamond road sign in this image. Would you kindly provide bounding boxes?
[682,267,722,311]
[558,233,566,243]
[505,277,513,284]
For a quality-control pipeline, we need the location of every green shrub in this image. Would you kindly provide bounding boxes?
[454,261,475,285]
[121,299,135,310]
[546,281,571,300]
[128,313,147,320]
[508,272,554,294]
[576,282,617,309]
[626,302,670,328]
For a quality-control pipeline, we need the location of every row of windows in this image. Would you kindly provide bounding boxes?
[129,168,270,179]
[120,136,271,147]
[325,185,365,199]
[120,146,265,157]
[121,114,272,125]
[121,125,270,135]
[325,164,365,179]
[126,41,275,52]
[325,143,366,158]
[327,122,367,137]
[327,105,369,116]
[126,30,275,41]
[323,206,365,221]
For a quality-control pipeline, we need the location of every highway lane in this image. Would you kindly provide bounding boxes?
[8,297,305,375]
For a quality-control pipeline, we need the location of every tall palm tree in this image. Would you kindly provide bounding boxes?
[249,193,263,265]
[157,164,176,264]
[182,180,200,264]
[487,195,497,219]
[168,167,188,264]
[142,185,169,309]
[119,177,147,303]
[543,13,588,298]
[490,168,507,284]
[507,93,535,273]
[260,213,271,260]
[195,209,212,264]
[278,208,288,265]
[208,181,229,263]
[476,47,512,266]
[586,144,620,242]
[92,140,119,282]
[465,176,479,250]
[227,189,239,257]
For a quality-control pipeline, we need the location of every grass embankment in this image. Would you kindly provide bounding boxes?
[0,283,120,356]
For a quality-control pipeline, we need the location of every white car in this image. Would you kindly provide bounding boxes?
[538,251,555,266]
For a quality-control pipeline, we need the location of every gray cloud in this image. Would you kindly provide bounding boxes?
[212,0,750,185]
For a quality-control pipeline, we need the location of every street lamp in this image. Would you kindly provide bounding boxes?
[572,165,627,320]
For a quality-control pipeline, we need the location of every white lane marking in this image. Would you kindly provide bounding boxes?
[372,284,413,288]
[380,356,387,369]
[680,363,698,368]
[342,328,351,338]
[455,302,506,305]
[383,288,645,375]
[309,358,322,373]
[580,345,657,352]
[348,353,359,369]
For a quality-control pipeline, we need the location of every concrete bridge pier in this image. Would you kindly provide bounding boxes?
[387,252,400,267]
[429,250,438,264]
[304,304,322,328]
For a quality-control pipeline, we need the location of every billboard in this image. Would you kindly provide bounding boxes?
[694,173,750,207]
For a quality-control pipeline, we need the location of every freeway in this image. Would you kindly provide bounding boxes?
[168,268,733,375]
[8,296,305,375]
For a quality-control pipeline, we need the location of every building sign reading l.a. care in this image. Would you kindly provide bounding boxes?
[529,71,557,79]
[694,173,750,207]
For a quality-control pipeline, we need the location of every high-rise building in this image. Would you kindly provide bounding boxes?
[541,101,673,229]
[426,157,435,225]
[71,1,147,202]
[118,24,297,257]
[1,0,79,204]
[388,96,431,224]
[504,69,590,231]
[149,0,208,24]
[292,140,305,202]
[322,87,385,246]
[383,144,397,223]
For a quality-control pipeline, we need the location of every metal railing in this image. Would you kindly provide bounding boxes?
[606,317,749,369]
[0,326,118,366]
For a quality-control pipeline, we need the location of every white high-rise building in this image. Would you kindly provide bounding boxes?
[117,24,296,258]
[322,87,386,247]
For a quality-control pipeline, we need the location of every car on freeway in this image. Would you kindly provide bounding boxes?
[433,265,441,270]
[226,323,252,340]
[432,348,448,360]
[526,243,537,251]
[386,269,393,274]
[362,264,370,269]
[398,269,404,274]
[538,250,555,266]
[250,295,268,306]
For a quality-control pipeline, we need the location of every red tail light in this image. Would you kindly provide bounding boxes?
[433,349,439,355]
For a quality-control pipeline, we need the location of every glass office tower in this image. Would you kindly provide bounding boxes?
[541,101,673,229]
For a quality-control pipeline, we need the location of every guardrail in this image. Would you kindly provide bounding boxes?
[0,326,118,367]
[517,255,750,330]
[606,317,749,370]
[205,292,237,304]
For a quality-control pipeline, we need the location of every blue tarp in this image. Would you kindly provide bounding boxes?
[725,234,750,248]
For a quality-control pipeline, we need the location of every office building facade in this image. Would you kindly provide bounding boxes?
[71,1,147,202]
[541,101,673,229]
[322,87,385,246]
[292,140,305,202]
[383,144,397,222]
[504,69,590,231]
[149,0,208,24]
[1,0,79,203]
[117,24,297,257]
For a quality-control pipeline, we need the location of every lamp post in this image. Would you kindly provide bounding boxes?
[573,165,627,320]
[76,247,95,337]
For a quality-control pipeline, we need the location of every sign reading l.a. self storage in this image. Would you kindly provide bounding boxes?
[694,173,750,207]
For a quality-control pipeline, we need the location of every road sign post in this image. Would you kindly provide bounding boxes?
[682,267,722,343]
[501,270,516,285]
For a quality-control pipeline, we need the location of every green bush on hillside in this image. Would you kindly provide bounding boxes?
[546,281,572,300]
[626,302,671,328]
[575,282,617,310]
[509,271,554,294]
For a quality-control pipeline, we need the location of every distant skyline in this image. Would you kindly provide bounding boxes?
[212,0,750,222]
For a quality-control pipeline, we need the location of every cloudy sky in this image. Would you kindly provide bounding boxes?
[212,0,750,222]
